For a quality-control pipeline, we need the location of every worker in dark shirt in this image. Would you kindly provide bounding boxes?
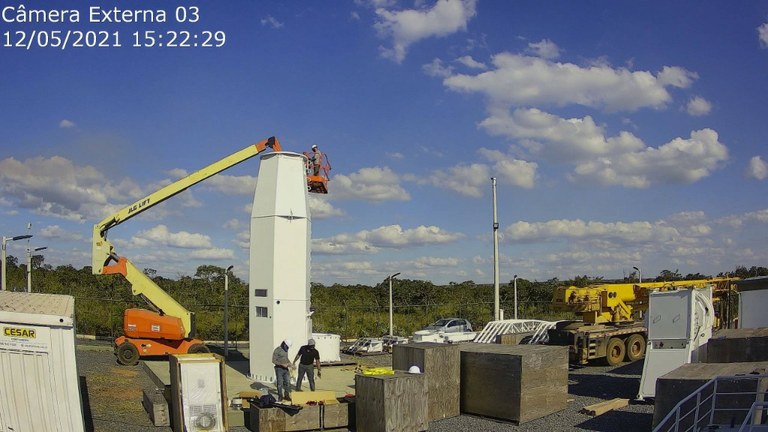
[293,338,321,391]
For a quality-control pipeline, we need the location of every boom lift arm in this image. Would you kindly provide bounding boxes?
[92,136,282,340]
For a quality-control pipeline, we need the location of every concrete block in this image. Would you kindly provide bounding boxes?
[652,361,768,429]
[459,344,568,424]
[705,328,768,363]
[392,342,460,420]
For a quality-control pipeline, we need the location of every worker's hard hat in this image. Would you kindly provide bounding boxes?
[284,339,293,348]
[408,365,421,374]
[312,144,318,149]
[308,338,316,346]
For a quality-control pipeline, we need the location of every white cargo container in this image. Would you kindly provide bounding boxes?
[0,291,85,432]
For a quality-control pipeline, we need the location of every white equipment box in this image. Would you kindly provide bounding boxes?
[170,353,228,432]
[637,287,714,400]
[0,291,85,432]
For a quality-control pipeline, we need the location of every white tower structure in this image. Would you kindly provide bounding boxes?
[248,152,312,382]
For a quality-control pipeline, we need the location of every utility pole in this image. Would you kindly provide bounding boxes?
[224,265,233,358]
[388,272,401,336]
[492,177,500,321]
[513,274,518,320]
[27,246,47,293]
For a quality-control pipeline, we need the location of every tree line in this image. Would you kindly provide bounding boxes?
[3,255,767,340]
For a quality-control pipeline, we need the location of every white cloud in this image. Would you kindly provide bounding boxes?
[747,156,768,180]
[331,167,410,202]
[570,129,728,188]
[505,219,681,244]
[414,256,460,268]
[686,96,712,116]
[132,225,212,249]
[526,39,560,59]
[759,22,768,47]
[189,248,236,260]
[423,163,489,197]
[223,218,241,230]
[314,224,463,254]
[477,148,538,188]
[422,58,454,77]
[480,108,645,162]
[443,52,696,112]
[0,156,142,221]
[387,152,405,159]
[455,55,486,69]
[374,0,478,63]
[59,119,75,128]
[308,195,345,219]
[205,174,258,195]
[261,16,284,29]
[39,224,83,241]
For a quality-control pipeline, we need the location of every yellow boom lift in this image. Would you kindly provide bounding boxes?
[92,136,327,365]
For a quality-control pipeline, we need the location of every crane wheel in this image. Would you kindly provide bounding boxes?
[605,337,625,366]
[116,342,140,366]
[625,334,646,362]
[187,343,210,354]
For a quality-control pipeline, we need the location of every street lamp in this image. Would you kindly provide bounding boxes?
[388,272,401,336]
[224,265,233,358]
[633,266,642,284]
[2,234,33,291]
[27,246,47,293]
[513,274,518,320]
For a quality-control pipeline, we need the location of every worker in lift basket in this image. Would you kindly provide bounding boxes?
[272,339,295,401]
[293,338,322,391]
[309,144,323,176]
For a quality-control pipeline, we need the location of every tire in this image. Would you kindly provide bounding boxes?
[116,342,140,366]
[187,343,210,354]
[605,337,626,366]
[625,334,646,362]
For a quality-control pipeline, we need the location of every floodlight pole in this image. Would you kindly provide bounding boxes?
[633,266,642,284]
[224,265,233,358]
[513,274,518,320]
[27,246,47,293]
[2,234,33,291]
[388,272,401,336]
[492,178,500,321]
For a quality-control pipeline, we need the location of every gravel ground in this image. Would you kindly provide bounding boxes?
[76,340,654,431]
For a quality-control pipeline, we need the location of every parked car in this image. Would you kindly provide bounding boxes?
[422,318,473,333]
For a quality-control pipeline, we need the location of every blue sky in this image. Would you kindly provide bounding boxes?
[1,0,767,286]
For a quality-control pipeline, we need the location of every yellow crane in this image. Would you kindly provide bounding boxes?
[548,278,736,366]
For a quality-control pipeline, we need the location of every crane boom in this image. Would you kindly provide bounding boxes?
[91,136,281,339]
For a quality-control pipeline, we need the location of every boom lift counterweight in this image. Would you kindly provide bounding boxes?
[91,137,312,365]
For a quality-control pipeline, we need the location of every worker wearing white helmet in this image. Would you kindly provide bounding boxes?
[309,144,323,176]
[272,339,295,401]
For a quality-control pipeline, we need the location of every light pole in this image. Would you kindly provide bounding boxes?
[2,234,33,291]
[388,272,401,336]
[27,246,47,293]
[491,177,500,321]
[224,265,233,358]
[513,274,518,320]
[633,266,642,284]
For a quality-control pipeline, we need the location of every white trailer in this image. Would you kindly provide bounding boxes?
[0,291,85,432]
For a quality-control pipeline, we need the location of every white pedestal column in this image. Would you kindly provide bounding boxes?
[248,152,312,382]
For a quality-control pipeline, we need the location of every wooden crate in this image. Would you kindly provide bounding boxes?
[355,372,428,432]
[459,344,568,424]
[392,342,460,420]
[248,401,349,432]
